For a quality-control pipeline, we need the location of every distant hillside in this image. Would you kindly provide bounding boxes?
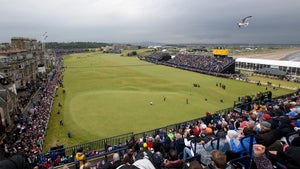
[46,42,111,49]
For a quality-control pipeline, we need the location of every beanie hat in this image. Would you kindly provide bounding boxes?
[167,133,174,139]
[260,121,271,130]
[263,113,271,120]
[286,111,297,117]
[201,124,207,130]
[206,127,213,134]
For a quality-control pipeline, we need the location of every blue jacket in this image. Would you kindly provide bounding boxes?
[230,135,256,155]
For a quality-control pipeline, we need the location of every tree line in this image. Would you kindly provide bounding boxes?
[46,42,111,49]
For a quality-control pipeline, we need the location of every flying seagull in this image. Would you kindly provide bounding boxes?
[237,16,252,27]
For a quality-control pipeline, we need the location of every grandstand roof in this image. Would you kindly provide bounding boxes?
[236,58,300,68]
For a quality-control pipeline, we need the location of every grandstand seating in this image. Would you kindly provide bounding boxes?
[142,52,236,76]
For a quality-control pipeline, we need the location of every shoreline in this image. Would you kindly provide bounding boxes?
[281,51,300,61]
[233,48,300,60]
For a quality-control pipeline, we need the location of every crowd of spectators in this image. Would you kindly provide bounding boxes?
[144,52,172,63]
[2,63,62,167]
[0,50,73,168]
[17,82,37,108]
[165,54,234,73]
[143,52,235,76]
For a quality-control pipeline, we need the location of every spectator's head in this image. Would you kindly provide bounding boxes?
[274,105,280,110]
[286,111,297,119]
[260,121,271,132]
[83,162,91,169]
[221,121,228,128]
[143,143,148,149]
[153,153,163,168]
[210,150,227,169]
[246,121,255,130]
[188,160,203,169]
[201,124,207,130]
[168,149,178,161]
[243,127,254,136]
[262,113,271,121]
[77,147,83,153]
[167,131,174,140]
[155,135,161,143]
[113,153,120,162]
[174,132,182,140]
[250,113,257,121]
[122,154,131,164]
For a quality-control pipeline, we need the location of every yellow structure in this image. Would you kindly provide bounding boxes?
[213,47,228,56]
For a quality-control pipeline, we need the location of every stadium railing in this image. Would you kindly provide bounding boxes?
[39,132,133,162]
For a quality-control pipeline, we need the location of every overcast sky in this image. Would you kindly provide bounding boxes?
[1,0,300,44]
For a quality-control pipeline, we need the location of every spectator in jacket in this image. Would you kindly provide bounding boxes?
[255,121,281,147]
[163,149,184,168]
[268,136,300,169]
[0,154,31,169]
[204,150,227,169]
[253,144,273,169]
[75,147,85,168]
[226,127,256,161]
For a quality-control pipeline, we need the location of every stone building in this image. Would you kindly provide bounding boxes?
[0,73,18,141]
[0,37,53,90]
[0,37,54,143]
[0,50,37,90]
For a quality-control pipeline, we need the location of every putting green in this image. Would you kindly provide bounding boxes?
[69,91,190,137]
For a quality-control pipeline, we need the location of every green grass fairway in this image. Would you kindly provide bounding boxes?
[43,52,295,150]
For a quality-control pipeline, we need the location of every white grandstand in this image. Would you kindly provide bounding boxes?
[235,58,300,77]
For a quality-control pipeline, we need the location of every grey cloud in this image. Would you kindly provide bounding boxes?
[0,0,300,44]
